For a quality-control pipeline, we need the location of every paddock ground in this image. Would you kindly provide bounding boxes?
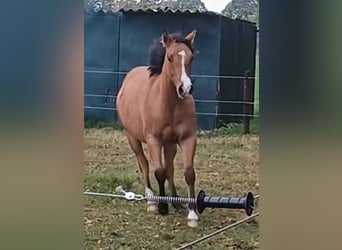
[84,128,259,249]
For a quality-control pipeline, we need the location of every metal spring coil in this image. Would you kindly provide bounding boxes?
[145,195,196,204]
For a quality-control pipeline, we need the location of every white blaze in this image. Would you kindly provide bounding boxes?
[178,50,192,92]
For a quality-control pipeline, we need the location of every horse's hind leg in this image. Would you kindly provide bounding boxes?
[179,136,199,228]
[125,132,157,212]
[164,144,186,211]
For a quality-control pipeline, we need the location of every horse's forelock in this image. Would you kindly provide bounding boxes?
[148,33,195,77]
[171,34,195,54]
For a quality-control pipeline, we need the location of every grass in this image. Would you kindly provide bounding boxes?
[254,55,259,115]
[84,53,259,250]
[84,119,123,130]
[84,129,259,249]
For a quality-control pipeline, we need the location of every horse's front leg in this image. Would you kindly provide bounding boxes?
[164,144,187,212]
[146,136,169,215]
[179,135,199,228]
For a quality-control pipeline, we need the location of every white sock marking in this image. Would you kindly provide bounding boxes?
[187,187,199,221]
[178,50,192,92]
[145,187,156,205]
[188,209,199,221]
[145,187,154,197]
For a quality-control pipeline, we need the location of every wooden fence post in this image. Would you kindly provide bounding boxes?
[243,71,253,134]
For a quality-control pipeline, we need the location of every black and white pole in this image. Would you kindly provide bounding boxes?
[84,186,256,216]
[196,190,254,216]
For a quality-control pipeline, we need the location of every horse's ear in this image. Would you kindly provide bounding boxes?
[161,31,172,48]
[185,29,197,45]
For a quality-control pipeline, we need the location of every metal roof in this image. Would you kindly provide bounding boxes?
[118,7,222,16]
[83,1,257,24]
[84,2,223,16]
[118,7,208,13]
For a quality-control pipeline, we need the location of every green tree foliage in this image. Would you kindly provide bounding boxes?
[222,0,258,23]
[84,0,207,13]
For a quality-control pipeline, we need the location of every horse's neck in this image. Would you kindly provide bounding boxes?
[158,73,178,107]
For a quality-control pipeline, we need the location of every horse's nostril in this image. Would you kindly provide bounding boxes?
[178,84,184,96]
[189,85,194,94]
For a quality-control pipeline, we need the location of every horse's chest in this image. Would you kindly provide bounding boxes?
[161,125,175,142]
[146,101,195,143]
[160,121,188,143]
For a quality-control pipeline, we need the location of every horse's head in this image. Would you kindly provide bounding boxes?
[161,30,197,99]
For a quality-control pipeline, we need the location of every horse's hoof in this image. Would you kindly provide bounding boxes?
[147,203,158,213]
[187,219,198,228]
[158,202,169,215]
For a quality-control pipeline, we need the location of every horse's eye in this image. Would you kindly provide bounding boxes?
[167,55,173,62]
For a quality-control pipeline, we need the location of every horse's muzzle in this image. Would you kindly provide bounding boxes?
[177,84,193,99]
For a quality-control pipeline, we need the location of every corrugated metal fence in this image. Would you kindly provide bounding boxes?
[84,9,257,130]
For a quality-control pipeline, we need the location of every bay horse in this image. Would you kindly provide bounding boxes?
[116,30,198,227]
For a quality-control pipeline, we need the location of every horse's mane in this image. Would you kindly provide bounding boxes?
[148,33,195,77]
